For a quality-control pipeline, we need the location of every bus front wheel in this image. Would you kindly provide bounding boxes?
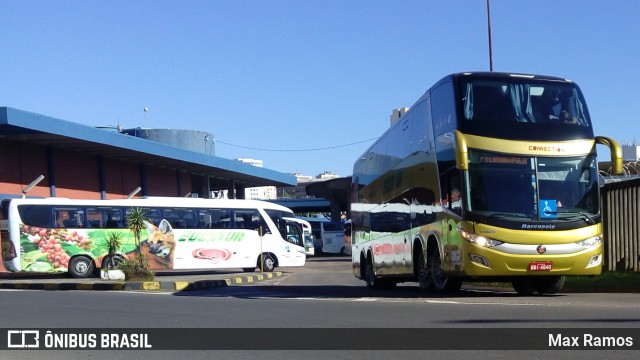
[512,278,535,295]
[533,276,565,294]
[69,256,95,278]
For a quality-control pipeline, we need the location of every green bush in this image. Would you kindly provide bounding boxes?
[118,256,155,281]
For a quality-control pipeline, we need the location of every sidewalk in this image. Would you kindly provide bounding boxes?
[0,270,283,292]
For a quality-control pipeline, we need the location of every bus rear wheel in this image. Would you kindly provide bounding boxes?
[69,256,95,278]
[261,254,275,272]
[364,257,377,289]
[417,249,433,291]
[430,247,461,293]
[102,254,124,271]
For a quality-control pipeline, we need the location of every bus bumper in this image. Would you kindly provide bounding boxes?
[463,243,603,277]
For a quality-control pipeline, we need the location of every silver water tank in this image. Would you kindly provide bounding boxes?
[123,128,215,155]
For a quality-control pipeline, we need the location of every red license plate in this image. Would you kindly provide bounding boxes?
[529,261,553,271]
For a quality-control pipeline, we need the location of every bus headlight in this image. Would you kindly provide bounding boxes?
[457,226,503,248]
[575,235,602,248]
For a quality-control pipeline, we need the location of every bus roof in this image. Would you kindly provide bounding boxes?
[3,197,294,212]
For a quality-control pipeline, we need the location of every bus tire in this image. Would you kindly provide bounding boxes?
[102,254,124,271]
[533,276,565,294]
[261,254,275,272]
[364,257,378,289]
[430,247,462,293]
[417,249,434,291]
[69,256,95,278]
[512,278,536,295]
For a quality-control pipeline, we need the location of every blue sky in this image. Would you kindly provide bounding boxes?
[2,1,639,178]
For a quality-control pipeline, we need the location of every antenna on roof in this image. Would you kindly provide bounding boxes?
[487,0,494,71]
[127,187,142,199]
[22,175,45,198]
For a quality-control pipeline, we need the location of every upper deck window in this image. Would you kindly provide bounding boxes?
[456,77,594,141]
[461,80,590,126]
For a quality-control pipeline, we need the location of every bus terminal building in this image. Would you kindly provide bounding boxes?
[0,107,296,200]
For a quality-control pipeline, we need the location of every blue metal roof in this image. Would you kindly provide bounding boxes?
[268,198,331,212]
[0,107,296,187]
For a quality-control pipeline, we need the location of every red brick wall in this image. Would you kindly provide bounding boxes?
[145,166,178,196]
[0,138,196,199]
[52,149,100,199]
[0,140,50,197]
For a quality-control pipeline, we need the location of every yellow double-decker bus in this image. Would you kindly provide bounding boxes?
[351,72,623,295]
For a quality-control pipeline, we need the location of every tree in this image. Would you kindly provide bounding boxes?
[103,231,123,270]
[121,207,154,281]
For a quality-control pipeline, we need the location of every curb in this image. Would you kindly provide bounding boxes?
[0,271,283,292]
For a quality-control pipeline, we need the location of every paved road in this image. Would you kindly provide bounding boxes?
[2,255,640,360]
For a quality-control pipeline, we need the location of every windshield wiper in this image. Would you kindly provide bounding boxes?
[479,212,529,223]
[557,210,595,225]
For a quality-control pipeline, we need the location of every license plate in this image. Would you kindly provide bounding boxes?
[529,261,553,271]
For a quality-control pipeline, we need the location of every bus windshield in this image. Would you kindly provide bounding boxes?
[466,151,600,224]
[457,76,594,140]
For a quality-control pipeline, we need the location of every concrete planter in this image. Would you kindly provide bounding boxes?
[101,269,126,281]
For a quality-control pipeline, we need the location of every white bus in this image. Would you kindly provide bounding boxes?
[298,217,348,255]
[343,219,352,256]
[285,217,314,257]
[0,197,306,278]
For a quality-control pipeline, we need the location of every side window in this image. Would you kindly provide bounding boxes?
[194,208,208,229]
[87,206,126,229]
[232,209,263,231]
[431,80,456,137]
[1,199,10,220]
[163,208,200,229]
[310,222,321,240]
[86,207,103,228]
[163,208,182,228]
[125,207,161,226]
[86,207,121,228]
[441,173,463,216]
[209,209,232,229]
[53,207,85,228]
[105,208,124,228]
[411,98,433,153]
[17,205,53,228]
[284,220,302,246]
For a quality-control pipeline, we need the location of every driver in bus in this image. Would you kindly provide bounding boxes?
[559,110,578,125]
[56,211,69,227]
[442,188,462,211]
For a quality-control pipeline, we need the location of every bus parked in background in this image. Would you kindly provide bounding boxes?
[297,216,349,255]
[351,72,623,295]
[1,197,306,278]
[343,219,352,255]
[286,217,314,257]
[317,221,347,254]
